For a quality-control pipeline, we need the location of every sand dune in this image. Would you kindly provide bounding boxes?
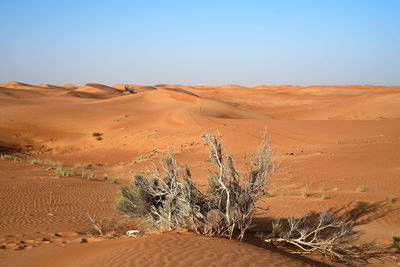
[0,81,34,88]
[0,81,399,266]
[73,83,123,99]
[112,84,157,93]
[63,83,78,89]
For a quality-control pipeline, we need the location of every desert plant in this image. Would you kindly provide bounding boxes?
[265,211,355,263]
[132,150,159,164]
[301,189,310,197]
[116,131,275,240]
[201,131,274,239]
[271,219,283,237]
[321,194,328,200]
[393,235,400,250]
[385,196,395,203]
[42,159,61,168]
[74,162,90,169]
[29,158,42,165]
[356,185,365,192]
[264,191,273,197]
[0,153,21,162]
[81,171,96,180]
[124,85,135,94]
[92,132,103,140]
[88,214,104,237]
[55,166,72,177]
[0,153,12,160]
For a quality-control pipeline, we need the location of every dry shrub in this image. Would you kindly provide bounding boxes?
[263,211,382,264]
[116,131,275,240]
[114,131,380,263]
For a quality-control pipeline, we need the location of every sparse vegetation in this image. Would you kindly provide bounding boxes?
[88,214,104,237]
[107,178,118,184]
[114,131,368,263]
[0,153,12,160]
[264,191,273,198]
[131,150,159,163]
[385,196,395,203]
[80,171,96,180]
[116,131,275,240]
[393,235,400,250]
[0,153,21,162]
[42,159,61,168]
[356,185,365,192]
[92,132,103,141]
[271,219,282,237]
[29,158,42,165]
[321,194,328,200]
[265,212,356,263]
[124,85,136,94]
[55,166,72,177]
[301,189,310,197]
[74,162,90,169]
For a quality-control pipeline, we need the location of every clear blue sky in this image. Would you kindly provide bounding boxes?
[1,0,399,86]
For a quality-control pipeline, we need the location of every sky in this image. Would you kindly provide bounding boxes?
[0,0,399,86]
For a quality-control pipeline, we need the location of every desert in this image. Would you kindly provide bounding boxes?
[1,0,400,265]
[0,81,399,266]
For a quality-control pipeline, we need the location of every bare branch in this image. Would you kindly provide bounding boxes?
[264,212,360,263]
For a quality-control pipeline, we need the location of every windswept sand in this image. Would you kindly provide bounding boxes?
[0,82,399,266]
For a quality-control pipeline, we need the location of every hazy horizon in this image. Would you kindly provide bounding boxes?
[1,0,399,86]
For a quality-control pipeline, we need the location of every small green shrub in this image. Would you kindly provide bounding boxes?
[42,159,61,168]
[80,171,96,180]
[124,85,136,94]
[0,153,20,162]
[356,185,365,192]
[393,235,400,250]
[264,191,273,198]
[0,153,11,160]
[29,158,42,165]
[271,219,282,236]
[55,166,72,177]
[301,189,310,198]
[320,194,328,200]
[92,132,103,141]
[385,196,395,203]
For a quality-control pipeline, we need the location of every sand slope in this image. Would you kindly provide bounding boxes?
[0,233,326,267]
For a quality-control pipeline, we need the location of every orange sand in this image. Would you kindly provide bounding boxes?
[0,82,399,266]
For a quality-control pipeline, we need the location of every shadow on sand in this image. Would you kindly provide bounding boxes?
[244,201,398,266]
